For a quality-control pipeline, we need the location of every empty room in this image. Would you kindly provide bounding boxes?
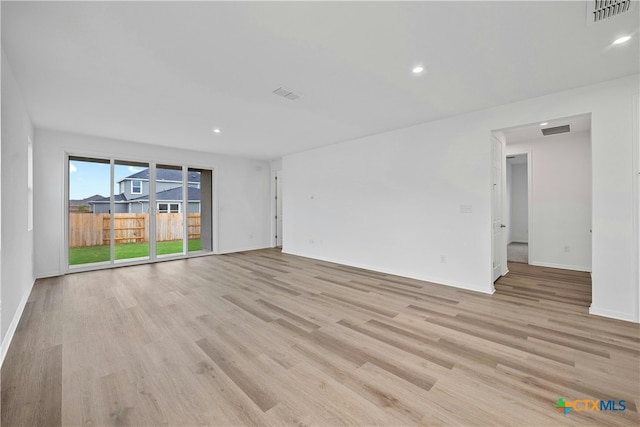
[1,1,639,426]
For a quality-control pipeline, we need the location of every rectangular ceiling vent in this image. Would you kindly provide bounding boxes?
[586,0,635,25]
[272,86,302,101]
[541,125,571,136]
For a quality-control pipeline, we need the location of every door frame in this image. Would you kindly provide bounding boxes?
[505,150,533,265]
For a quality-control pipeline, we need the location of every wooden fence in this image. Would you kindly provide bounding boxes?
[69,213,201,248]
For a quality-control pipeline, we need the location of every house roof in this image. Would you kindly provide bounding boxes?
[89,193,129,204]
[69,194,107,206]
[122,168,200,183]
[130,186,201,202]
[90,186,200,204]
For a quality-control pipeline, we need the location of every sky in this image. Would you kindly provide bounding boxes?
[69,160,144,200]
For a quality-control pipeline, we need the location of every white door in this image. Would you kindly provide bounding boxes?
[492,135,504,282]
[275,171,283,247]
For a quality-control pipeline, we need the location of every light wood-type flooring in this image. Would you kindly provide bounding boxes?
[2,249,639,426]
[495,261,593,308]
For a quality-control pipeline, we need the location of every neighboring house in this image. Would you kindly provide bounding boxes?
[90,168,201,214]
[89,194,130,214]
[68,194,106,212]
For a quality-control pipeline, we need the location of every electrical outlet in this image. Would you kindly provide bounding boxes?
[564,246,570,252]
[460,205,472,214]
[440,255,447,263]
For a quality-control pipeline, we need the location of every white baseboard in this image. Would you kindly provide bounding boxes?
[35,270,61,279]
[530,261,591,273]
[1,279,35,368]
[589,306,637,323]
[218,244,273,255]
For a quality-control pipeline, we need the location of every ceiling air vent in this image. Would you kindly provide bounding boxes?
[586,0,635,25]
[272,86,302,101]
[541,125,571,136]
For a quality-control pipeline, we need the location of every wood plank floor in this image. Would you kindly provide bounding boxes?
[2,249,638,426]
[495,262,592,308]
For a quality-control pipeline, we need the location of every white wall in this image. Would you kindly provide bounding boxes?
[510,162,529,243]
[284,116,493,293]
[34,129,272,278]
[283,74,639,322]
[1,50,35,362]
[508,132,590,271]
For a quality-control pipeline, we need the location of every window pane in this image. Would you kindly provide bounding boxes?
[156,165,184,257]
[188,168,213,253]
[68,157,111,266]
[114,161,149,263]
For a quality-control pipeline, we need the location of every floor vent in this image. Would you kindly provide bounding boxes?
[272,86,302,101]
[586,0,634,25]
[541,125,571,136]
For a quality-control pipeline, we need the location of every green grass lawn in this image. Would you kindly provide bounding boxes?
[69,239,202,265]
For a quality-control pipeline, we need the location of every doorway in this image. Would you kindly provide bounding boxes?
[506,153,530,264]
[492,113,593,305]
[501,114,592,272]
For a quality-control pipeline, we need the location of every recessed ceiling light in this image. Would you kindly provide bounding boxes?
[412,65,424,74]
[540,122,548,126]
[212,128,221,134]
[613,35,632,45]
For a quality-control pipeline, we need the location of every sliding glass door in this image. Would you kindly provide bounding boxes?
[68,156,213,270]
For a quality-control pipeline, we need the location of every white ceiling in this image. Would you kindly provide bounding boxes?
[2,1,638,160]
